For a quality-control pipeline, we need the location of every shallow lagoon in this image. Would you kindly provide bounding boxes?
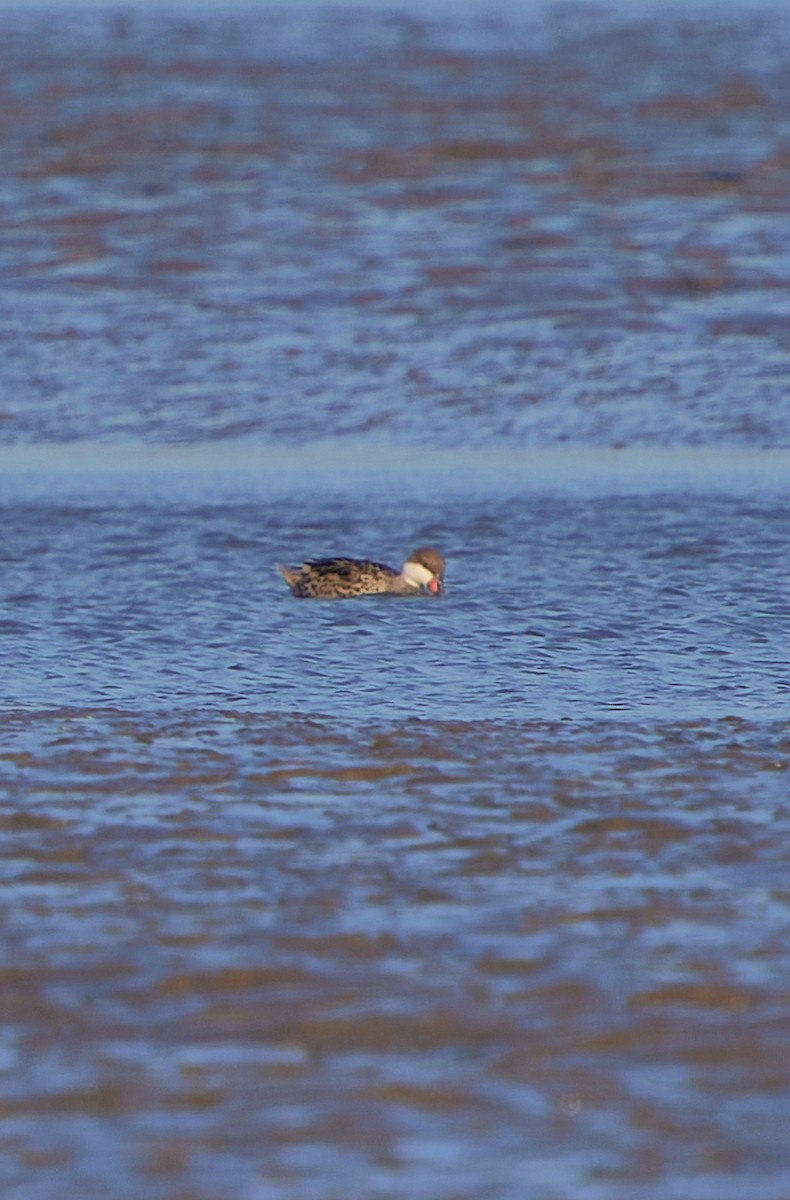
[2,2,790,1197]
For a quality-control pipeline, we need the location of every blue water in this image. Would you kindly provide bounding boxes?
[2,5,790,1199]
[2,445,789,722]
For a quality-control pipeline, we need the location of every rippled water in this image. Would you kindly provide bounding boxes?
[3,706,790,1200]
[2,1,790,449]
[2,444,790,722]
[2,3,790,1198]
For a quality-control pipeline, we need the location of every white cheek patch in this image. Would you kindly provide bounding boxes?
[403,560,435,589]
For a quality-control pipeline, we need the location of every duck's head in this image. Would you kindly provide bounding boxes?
[402,546,445,594]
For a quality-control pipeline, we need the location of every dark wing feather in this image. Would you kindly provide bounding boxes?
[305,557,396,577]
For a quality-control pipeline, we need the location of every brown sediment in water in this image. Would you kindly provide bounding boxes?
[2,4,790,1195]
[1,707,789,1192]
[1,8,790,446]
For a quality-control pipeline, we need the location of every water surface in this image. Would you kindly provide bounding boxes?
[2,3,790,1198]
[2,444,790,722]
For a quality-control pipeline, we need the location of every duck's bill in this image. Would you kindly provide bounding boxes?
[427,578,442,594]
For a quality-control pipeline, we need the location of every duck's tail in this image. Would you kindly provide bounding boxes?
[276,564,300,593]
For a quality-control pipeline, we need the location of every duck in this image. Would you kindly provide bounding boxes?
[277,546,445,599]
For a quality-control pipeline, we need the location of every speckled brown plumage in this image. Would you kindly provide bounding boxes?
[277,546,445,599]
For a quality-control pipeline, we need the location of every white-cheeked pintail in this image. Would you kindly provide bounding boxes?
[277,546,445,599]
